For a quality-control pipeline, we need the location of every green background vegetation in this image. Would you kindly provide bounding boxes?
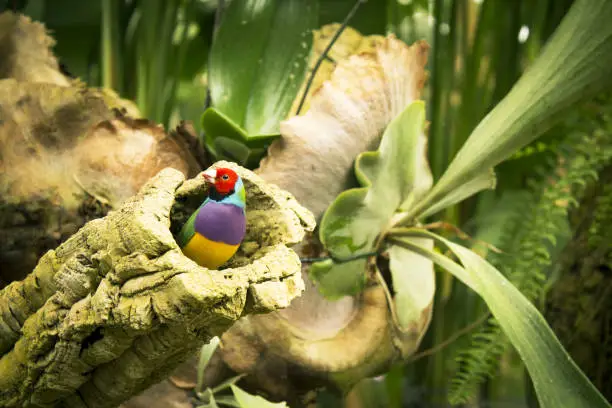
[2,0,611,406]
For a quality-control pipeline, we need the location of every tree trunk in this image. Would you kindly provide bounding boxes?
[0,162,315,408]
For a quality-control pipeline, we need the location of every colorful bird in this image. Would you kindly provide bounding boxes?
[176,167,247,269]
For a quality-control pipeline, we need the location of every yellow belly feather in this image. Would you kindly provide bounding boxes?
[181,233,239,269]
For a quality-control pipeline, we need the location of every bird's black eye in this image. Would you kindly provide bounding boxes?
[221,174,230,180]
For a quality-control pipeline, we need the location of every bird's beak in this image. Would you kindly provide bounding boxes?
[202,169,217,185]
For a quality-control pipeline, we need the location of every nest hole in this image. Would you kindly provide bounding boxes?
[168,187,207,238]
[167,181,256,271]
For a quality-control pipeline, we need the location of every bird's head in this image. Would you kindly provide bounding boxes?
[202,167,245,202]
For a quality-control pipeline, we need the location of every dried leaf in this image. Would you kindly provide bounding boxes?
[258,36,428,220]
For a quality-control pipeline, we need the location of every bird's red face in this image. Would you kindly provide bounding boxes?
[202,167,239,195]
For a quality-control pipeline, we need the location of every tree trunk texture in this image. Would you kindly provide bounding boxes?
[0,162,315,408]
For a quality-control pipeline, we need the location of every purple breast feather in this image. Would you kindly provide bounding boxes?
[194,201,246,245]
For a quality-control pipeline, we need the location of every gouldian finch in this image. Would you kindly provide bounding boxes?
[176,167,247,269]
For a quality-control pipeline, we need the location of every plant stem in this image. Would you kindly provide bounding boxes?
[164,0,196,125]
[101,0,122,93]
[152,0,178,123]
[428,0,449,181]
[294,0,367,115]
[407,312,490,363]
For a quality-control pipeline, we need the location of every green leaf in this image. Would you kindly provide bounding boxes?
[407,0,612,220]
[319,0,386,35]
[312,101,431,297]
[197,336,220,393]
[309,257,367,299]
[211,374,247,394]
[231,385,288,408]
[202,107,280,167]
[213,137,252,167]
[207,0,317,136]
[418,169,496,220]
[195,391,220,408]
[214,395,241,408]
[388,238,435,330]
[394,231,610,408]
[201,108,248,148]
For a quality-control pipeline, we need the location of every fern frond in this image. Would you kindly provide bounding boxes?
[543,166,612,399]
[587,181,612,254]
[448,125,612,404]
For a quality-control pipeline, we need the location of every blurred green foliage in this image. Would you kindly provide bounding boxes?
[6,0,612,406]
[203,0,317,167]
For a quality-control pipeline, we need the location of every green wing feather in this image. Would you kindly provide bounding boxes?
[176,206,200,248]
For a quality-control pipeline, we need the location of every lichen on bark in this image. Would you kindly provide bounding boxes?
[0,162,314,408]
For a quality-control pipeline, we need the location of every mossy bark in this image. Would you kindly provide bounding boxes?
[0,162,315,408]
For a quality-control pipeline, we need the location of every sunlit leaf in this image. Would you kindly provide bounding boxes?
[388,238,435,331]
[312,101,431,297]
[205,0,317,155]
[394,231,611,408]
[407,0,612,220]
[196,336,220,393]
[231,385,289,408]
[201,107,280,166]
[417,169,496,220]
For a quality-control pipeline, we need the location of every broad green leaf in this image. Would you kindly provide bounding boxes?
[417,169,496,220]
[202,108,249,150]
[395,231,610,408]
[319,0,386,36]
[197,336,220,393]
[207,0,317,136]
[312,101,431,297]
[231,385,288,408]
[407,0,612,220]
[388,238,435,331]
[310,189,369,298]
[213,137,268,169]
[202,107,279,167]
[309,257,367,299]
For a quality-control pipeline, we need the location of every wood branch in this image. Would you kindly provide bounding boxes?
[0,162,315,408]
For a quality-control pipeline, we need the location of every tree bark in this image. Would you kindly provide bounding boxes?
[0,162,315,408]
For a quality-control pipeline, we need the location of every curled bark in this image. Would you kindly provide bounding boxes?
[0,161,315,408]
[0,79,201,284]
